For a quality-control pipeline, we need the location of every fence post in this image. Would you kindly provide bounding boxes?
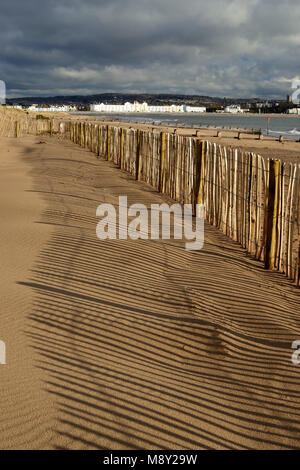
[107,125,110,160]
[84,122,87,147]
[194,139,203,216]
[91,124,94,152]
[120,128,124,168]
[15,121,19,138]
[265,159,280,269]
[288,165,299,279]
[135,129,140,179]
[159,131,166,193]
[296,167,300,285]
[97,125,100,157]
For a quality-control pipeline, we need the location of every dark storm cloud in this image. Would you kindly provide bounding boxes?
[1,0,300,98]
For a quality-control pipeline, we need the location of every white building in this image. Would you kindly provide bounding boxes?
[6,105,23,109]
[28,105,77,112]
[287,108,300,115]
[90,101,206,113]
[224,105,244,114]
[184,105,206,113]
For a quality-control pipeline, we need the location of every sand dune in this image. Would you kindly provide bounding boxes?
[0,135,300,449]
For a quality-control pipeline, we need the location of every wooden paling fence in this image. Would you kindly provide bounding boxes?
[67,121,300,286]
[2,110,298,286]
[0,107,73,137]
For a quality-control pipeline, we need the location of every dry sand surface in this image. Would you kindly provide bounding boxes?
[0,135,300,449]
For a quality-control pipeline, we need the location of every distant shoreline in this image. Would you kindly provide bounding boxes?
[72,111,300,118]
[60,113,300,163]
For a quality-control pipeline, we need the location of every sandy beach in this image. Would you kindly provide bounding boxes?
[0,133,300,449]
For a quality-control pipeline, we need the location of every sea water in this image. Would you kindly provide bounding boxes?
[72,112,300,141]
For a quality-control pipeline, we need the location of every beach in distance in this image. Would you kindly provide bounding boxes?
[75,111,300,141]
[66,112,300,163]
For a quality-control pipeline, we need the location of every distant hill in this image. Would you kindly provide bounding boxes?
[5,93,266,106]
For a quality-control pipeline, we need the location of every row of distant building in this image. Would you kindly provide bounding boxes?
[90,102,206,113]
[5,101,300,115]
[7,102,207,113]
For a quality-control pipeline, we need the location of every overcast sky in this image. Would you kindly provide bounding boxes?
[1,0,300,98]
